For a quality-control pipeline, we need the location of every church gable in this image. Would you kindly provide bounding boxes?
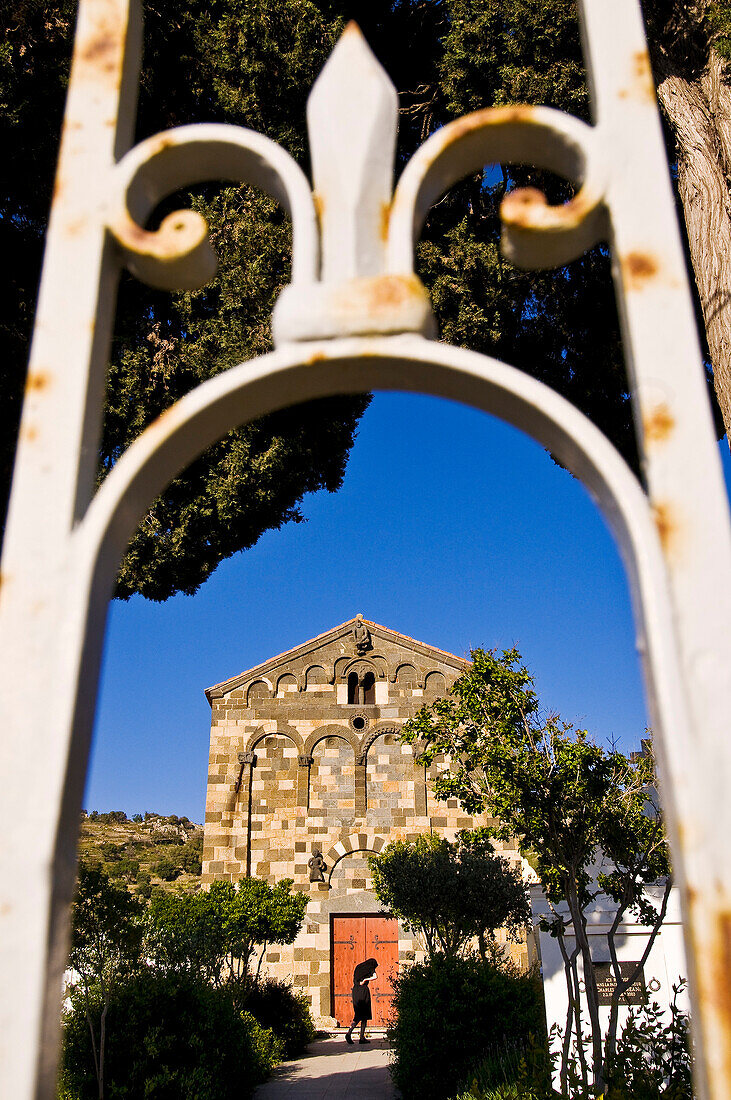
[205,616,469,708]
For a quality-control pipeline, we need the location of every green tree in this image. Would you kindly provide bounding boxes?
[67,863,144,1100]
[402,648,672,1096]
[0,0,368,600]
[145,877,307,1000]
[369,829,530,959]
[3,0,729,602]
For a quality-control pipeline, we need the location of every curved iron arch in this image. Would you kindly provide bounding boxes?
[70,337,692,825]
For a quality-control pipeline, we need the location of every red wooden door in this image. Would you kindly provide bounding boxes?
[332,916,364,1026]
[366,915,398,1026]
[331,915,399,1027]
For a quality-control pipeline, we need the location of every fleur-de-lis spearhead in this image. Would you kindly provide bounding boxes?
[307,22,398,281]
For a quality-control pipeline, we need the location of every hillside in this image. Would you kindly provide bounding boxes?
[78,810,203,896]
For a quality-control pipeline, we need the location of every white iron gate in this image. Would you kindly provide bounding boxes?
[1,1,730,1096]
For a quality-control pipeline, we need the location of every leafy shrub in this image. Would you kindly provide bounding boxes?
[243,1009,285,1071]
[451,1087,540,1100]
[449,1038,552,1100]
[451,986,693,1100]
[97,811,128,825]
[59,970,280,1099]
[388,955,544,1100]
[180,834,203,875]
[246,978,316,1058]
[154,856,181,881]
[135,869,152,898]
[109,859,140,881]
[606,983,692,1100]
[153,829,184,845]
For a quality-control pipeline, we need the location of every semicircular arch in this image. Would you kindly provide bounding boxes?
[305,725,359,758]
[248,727,305,756]
[340,656,380,678]
[357,724,405,764]
[325,833,387,883]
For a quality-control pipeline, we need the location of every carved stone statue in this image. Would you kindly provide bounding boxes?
[308,850,328,882]
[352,614,372,654]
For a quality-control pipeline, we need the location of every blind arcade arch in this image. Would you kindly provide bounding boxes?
[0,1,730,1097]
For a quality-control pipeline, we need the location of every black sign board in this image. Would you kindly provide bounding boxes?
[593,962,646,1005]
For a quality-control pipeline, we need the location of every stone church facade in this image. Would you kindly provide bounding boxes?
[202,617,530,1026]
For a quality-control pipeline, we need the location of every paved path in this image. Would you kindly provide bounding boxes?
[255,1035,398,1099]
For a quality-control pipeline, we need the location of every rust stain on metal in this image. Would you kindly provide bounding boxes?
[313,192,325,229]
[25,371,51,396]
[619,50,655,103]
[307,352,326,364]
[152,405,175,430]
[80,29,120,75]
[429,105,536,159]
[622,251,659,290]
[64,218,86,237]
[22,425,39,444]
[380,201,391,244]
[365,274,422,312]
[502,185,596,231]
[689,896,731,1089]
[502,186,546,226]
[712,910,731,1086]
[151,134,176,156]
[642,402,675,445]
[652,500,681,559]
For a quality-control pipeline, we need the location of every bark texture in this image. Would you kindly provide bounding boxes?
[648,0,731,443]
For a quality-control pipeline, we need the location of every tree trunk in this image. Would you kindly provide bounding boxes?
[98,998,108,1100]
[565,883,604,1091]
[656,46,731,445]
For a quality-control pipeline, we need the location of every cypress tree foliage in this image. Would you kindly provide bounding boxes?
[1,1,724,599]
[1,0,369,601]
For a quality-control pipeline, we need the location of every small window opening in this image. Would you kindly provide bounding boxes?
[348,671,360,704]
[352,715,366,730]
[362,671,375,704]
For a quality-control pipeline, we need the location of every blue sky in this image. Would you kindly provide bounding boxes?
[85,391,731,821]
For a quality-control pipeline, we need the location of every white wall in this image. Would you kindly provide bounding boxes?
[530,882,689,1075]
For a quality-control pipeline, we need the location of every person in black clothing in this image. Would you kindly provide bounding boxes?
[345,958,378,1044]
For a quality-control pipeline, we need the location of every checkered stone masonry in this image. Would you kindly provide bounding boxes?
[202,618,532,1025]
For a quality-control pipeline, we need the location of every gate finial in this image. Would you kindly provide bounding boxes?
[272,23,436,344]
[307,22,397,282]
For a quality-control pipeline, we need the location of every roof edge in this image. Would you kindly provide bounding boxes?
[205,617,470,701]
